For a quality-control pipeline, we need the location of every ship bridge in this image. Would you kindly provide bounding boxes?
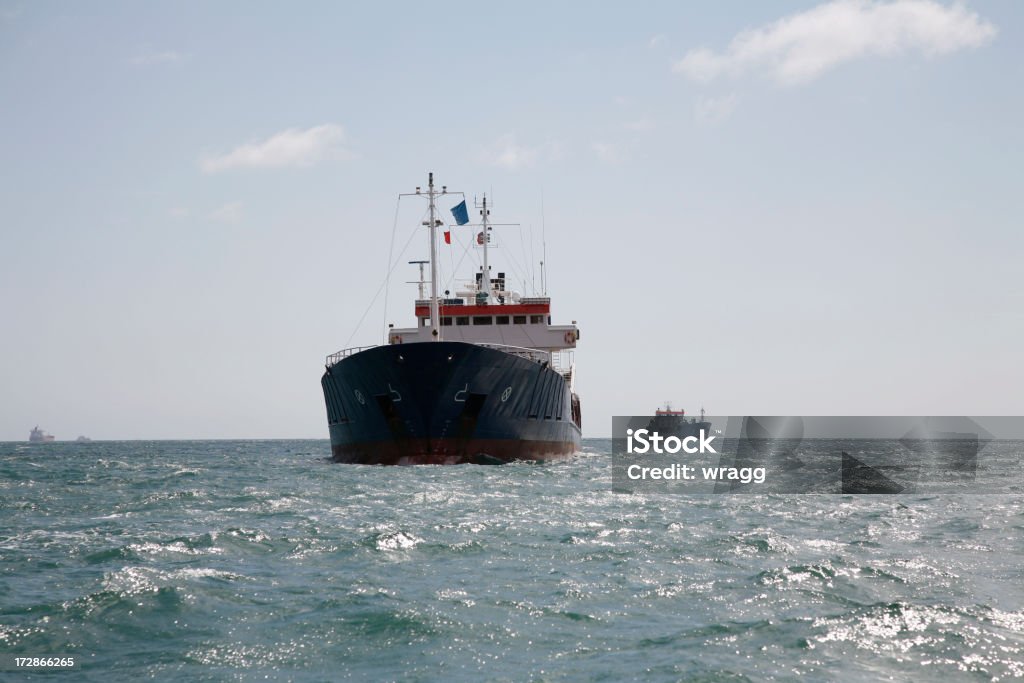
[388,294,578,352]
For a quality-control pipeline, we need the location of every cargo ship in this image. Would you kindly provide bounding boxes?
[321,173,581,464]
[29,426,55,443]
[647,405,710,439]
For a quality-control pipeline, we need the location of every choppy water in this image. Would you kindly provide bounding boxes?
[2,440,1024,681]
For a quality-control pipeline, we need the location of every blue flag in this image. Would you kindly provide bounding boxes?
[451,200,469,226]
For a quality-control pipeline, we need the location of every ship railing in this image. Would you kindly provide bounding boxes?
[325,345,378,366]
[551,350,573,374]
[558,364,573,383]
[327,342,565,369]
[475,343,551,365]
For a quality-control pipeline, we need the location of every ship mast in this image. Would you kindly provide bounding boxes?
[409,174,446,342]
[404,173,461,342]
[426,173,442,341]
[479,194,491,303]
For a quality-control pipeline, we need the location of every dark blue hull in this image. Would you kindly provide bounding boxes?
[321,342,581,464]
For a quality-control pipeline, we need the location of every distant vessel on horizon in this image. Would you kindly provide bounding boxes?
[647,404,711,439]
[29,426,55,443]
[75,436,92,443]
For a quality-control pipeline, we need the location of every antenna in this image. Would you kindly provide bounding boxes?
[541,188,548,296]
[407,260,429,300]
[529,223,536,295]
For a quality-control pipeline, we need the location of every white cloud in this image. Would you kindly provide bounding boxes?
[130,50,186,66]
[624,117,655,132]
[591,142,623,163]
[478,134,561,170]
[494,136,537,169]
[694,94,739,124]
[208,202,242,224]
[673,0,996,86]
[200,124,351,173]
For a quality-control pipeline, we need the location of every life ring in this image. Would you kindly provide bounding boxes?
[392,335,402,345]
[564,330,575,345]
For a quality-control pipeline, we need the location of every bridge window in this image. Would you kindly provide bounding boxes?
[513,315,526,324]
[530,315,544,324]
[472,316,493,325]
[456,316,470,326]
[496,315,510,325]
[441,317,452,326]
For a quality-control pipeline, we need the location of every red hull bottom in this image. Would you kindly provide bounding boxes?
[331,437,578,465]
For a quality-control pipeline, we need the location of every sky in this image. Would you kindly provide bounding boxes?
[1,1,1022,440]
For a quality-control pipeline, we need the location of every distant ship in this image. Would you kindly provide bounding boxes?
[321,173,581,465]
[647,405,711,438]
[75,436,92,443]
[29,426,55,443]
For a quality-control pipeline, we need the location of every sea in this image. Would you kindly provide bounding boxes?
[2,439,1023,682]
